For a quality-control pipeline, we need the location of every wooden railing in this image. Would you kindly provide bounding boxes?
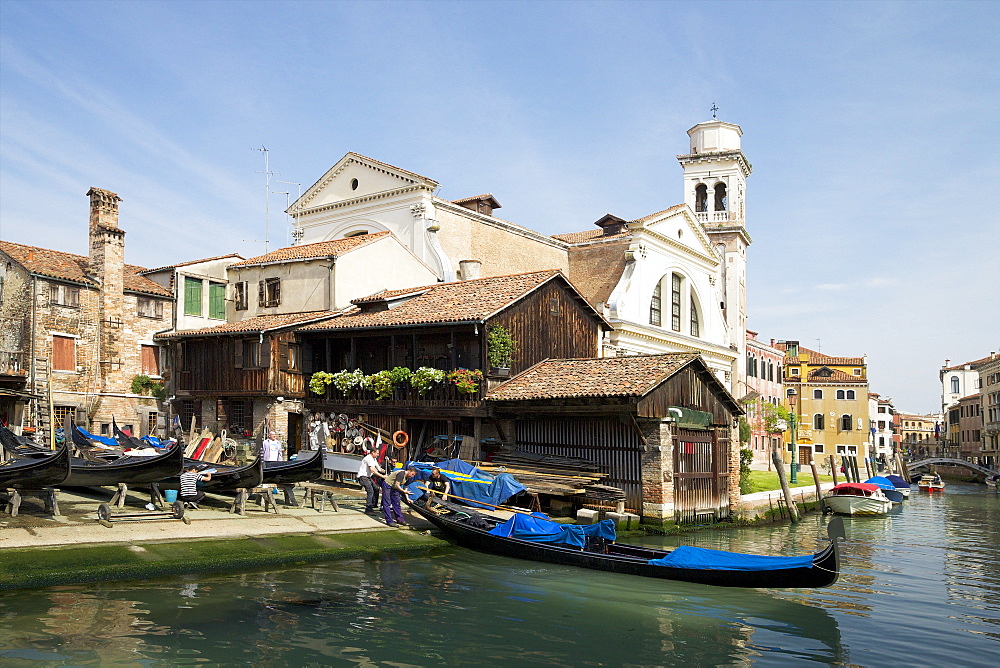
[309,376,485,406]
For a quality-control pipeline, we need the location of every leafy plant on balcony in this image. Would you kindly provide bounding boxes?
[131,374,165,399]
[364,370,396,400]
[410,367,446,395]
[487,325,517,369]
[331,369,365,396]
[447,368,484,394]
[309,371,335,396]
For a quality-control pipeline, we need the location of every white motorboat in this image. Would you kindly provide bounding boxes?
[823,482,894,516]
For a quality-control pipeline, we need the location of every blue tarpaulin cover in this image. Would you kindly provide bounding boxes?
[487,513,617,548]
[885,474,911,489]
[648,546,814,571]
[407,458,525,509]
[865,476,896,490]
[76,426,118,447]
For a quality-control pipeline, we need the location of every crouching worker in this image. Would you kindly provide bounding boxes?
[381,462,417,527]
[179,464,212,508]
[426,467,452,509]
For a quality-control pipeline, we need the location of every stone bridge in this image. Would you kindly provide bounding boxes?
[906,458,1000,477]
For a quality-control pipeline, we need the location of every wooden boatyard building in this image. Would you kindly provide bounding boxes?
[486,354,744,523]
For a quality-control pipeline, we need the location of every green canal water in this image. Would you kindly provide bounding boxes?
[1,482,997,666]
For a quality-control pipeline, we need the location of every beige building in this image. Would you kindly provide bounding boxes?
[0,188,174,439]
[897,412,941,456]
[979,355,1000,468]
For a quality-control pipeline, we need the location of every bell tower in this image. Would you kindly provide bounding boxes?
[678,116,752,397]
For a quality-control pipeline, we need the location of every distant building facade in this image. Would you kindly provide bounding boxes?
[744,330,784,468]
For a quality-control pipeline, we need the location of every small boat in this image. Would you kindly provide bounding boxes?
[0,443,71,488]
[916,474,945,492]
[62,442,184,487]
[864,476,905,503]
[883,474,911,498]
[263,449,324,485]
[986,474,999,491]
[405,497,843,589]
[822,482,894,516]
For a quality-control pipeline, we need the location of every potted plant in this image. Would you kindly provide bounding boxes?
[447,368,484,394]
[411,367,446,395]
[486,325,516,378]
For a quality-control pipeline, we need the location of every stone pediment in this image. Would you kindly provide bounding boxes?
[632,204,719,262]
[289,152,439,215]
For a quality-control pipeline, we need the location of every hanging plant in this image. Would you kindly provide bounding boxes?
[309,371,335,396]
[331,369,365,395]
[364,370,396,400]
[447,368,484,394]
[487,325,517,369]
[411,367,446,395]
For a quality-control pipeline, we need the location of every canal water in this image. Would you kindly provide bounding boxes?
[1,483,997,666]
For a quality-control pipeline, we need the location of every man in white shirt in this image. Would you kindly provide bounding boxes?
[357,449,384,513]
[262,431,283,462]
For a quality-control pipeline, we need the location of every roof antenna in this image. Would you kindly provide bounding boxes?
[277,180,302,246]
[711,102,719,119]
[252,146,273,252]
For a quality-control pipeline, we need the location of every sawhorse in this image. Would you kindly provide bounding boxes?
[230,485,279,515]
[298,482,340,512]
[4,487,60,517]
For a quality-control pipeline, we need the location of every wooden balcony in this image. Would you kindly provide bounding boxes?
[307,376,487,417]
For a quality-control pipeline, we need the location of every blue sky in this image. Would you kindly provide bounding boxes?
[1,1,997,413]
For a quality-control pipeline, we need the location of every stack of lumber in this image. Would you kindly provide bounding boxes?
[476,449,624,500]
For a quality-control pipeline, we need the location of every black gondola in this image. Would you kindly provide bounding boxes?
[62,442,184,487]
[162,455,265,492]
[112,417,147,450]
[406,498,844,589]
[0,424,50,457]
[0,442,71,488]
[262,449,323,485]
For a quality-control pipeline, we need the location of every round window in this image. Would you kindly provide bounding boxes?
[351,178,359,191]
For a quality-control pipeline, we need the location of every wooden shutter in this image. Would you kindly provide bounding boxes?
[259,336,271,368]
[141,345,160,376]
[234,338,244,368]
[52,335,75,371]
[209,283,226,319]
[278,341,290,370]
[258,280,265,307]
[272,279,281,306]
[184,277,202,316]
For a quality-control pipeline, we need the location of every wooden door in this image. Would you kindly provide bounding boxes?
[674,428,730,524]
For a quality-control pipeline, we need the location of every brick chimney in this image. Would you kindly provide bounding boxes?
[87,187,126,389]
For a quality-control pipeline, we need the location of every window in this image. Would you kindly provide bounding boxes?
[714,182,727,211]
[141,344,160,376]
[853,368,862,376]
[695,184,708,212]
[184,277,203,316]
[951,376,960,393]
[815,443,824,453]
[689,292,700,337]
[878,406,887,413]
[878,420,886,430]
[840,414,853,431]
[836,390,845,400]
[52,405,75,430]
[814,413,825,430]
[238,338,269,368]
[879,436,885,446]
[234,281,248,311]
[146,412,157,438]
[670,273,682,332]
[137,297,164,319]
[52,335,75,371]
[846,390,855,400]
[791,367,800,376]
[259,278,280,307]
[649,282,661,326]
[50,284,80,307]
[768,362,774,382]
[209,282,226,319]
[814,389,823,399]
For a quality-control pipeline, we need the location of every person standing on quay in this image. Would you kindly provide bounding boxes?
[262,431,283,461]
[357,448,384,513]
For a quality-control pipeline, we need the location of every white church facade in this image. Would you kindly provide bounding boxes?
[284,119,752,394]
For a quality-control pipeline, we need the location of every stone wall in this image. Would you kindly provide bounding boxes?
[638,417,674,521]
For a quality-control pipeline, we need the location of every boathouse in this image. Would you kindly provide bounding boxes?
[486,353,743,524]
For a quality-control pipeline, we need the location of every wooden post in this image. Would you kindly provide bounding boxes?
[829,455,839,485]
[810,459,824,511]
[771,448,799,523]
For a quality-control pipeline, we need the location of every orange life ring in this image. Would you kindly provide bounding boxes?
[392,430,409,448]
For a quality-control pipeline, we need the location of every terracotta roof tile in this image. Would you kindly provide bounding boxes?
[551,203,688,245]
[941,354,997,371]
[486,353,700,401]
[299,270,578,331]
[0,240,172,297]
[792,346,865,366]
[452,193,501,209]
[805,367,865,383]
[229,232,390,267]
[157,311,339,339]
[141,253,244,274]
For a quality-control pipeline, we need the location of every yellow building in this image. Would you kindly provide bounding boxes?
[777,341,870,470]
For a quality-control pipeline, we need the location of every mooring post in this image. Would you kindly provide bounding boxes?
[810,459,824,511]
[772,449,799,523]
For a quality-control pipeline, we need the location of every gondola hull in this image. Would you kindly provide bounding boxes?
[0,443,71,489]
[263,449,324,485]
[62,443,184,487]
[406,500,841,589]
[161,456,265,492]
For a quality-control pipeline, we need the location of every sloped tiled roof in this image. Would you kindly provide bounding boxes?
[156,311,339,339]
[941,354,997,371]
[551,203,687,245]
[452,193,501,209]
[806,367,863,383]
[486,353,700,401]
[0,240,172,297]
[299,270,595,331]
[142,253,244,274]
[229,232,390,267]
[789,346,865,366]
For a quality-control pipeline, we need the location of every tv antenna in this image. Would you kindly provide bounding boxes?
[276,180,302,245]
[252,146,274,252]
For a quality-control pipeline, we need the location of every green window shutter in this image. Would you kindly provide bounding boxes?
[209,283,226,319]
[184,277,202,316]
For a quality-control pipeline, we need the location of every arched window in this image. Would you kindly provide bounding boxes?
[649,282,661,326]
[690,290,700,337]
[836,390,845,400]
[714,182,727,211]
[840,414,853,431]
[695,184,708,212]
[846,390,855,400]
[814,389,823,399]
[950,376,960,393]
[814,414,825,430]
[768,362,774,381]
[670,273,682,331]
[747,354,755,377]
